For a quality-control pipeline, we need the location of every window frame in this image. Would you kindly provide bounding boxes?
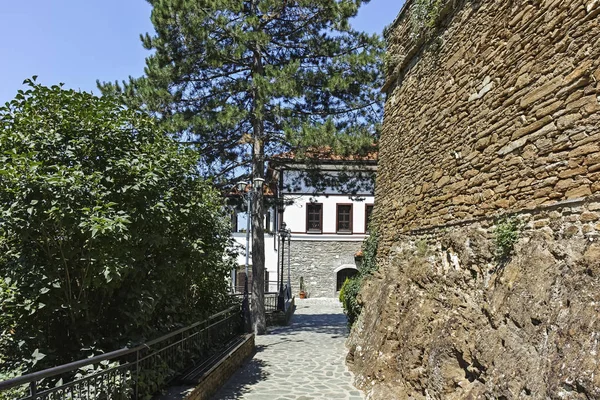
[336,203,353,234]
[365,204,374,233]
[305,203,323,233]
[231,210,238,233]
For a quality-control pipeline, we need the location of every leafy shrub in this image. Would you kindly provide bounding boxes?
[494,215,521,264]
[339,229,379,326]
[360,228,379,276]
[339,277,362,326]
[410,0,444,36]
[0,80,236,374]
[415,239,428,257]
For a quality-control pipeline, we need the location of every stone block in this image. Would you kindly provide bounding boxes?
[582,224,594,234]
[564,60,594,85]
[566,95,598,112]
[554,179,577,191]
[556,113,582,130]
[437,175,451,188]
[558,166,588,179]
[565,185,592,199]
[564,224,580,238]
[580,212,599,222]
[535,100,564,119]
[511,116,554,140]
[520,76,564,108]
[569,144,600,158]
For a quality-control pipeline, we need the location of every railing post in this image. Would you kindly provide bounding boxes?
[242,274,251,333]
[30,381,36,399]
[277,231,286,311]
[134,349,140,400]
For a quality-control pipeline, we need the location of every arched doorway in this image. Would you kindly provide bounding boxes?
[334,264,359,292]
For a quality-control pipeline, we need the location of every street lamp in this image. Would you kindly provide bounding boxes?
[278,222,291,311]
[236,177,265,332]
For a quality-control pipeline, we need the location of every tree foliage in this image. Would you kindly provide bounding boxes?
[0,80,236,373]
[99,0,384,334]
[99,0,383,182]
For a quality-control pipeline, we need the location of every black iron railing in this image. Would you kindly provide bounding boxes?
[264,292,279,312]
[231,292,280,312]
[0,305,243,400]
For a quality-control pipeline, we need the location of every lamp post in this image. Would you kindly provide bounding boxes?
[287,230,291,299]
[278,222,291,311]
[236,177,265,332]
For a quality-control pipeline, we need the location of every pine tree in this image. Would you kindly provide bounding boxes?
[98,0,383,334]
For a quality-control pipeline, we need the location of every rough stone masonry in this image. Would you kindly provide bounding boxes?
[289,240,361,298]
[377,0,600,240]
[348,0,600,398]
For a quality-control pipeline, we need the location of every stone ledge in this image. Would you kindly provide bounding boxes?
[156,333,255,400]
[404,196,597,235]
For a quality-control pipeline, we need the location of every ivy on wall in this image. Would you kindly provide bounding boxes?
[339,228,379,326]
[410,0,444,37]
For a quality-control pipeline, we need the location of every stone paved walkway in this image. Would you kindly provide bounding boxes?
[211,298,364,400]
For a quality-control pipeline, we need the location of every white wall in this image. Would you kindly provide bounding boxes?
[282,194,374,235]
[232,233,280,292]
[234,209,275,233]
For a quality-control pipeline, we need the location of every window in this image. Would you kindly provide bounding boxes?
[306,203,322,233]
[336,204,353,233]
[231,210,238,233]
[365,204,374,233]
[265,209,271,233]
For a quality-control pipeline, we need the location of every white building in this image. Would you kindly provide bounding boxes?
[232,150,376,298]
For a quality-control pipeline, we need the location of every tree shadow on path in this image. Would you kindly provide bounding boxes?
[270,312,349,337]
[209,353,269,400]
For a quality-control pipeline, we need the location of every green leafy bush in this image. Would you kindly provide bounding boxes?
[339,229,379,326]
[410,0,444,36]
[360,228,379,276]
[494,216,521,264]
[0,80,236,374]
[339,277,362,326]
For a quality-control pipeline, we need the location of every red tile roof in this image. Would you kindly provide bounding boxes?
[271,146,378,163]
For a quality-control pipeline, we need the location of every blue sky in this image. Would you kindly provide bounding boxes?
[0,0,402,104]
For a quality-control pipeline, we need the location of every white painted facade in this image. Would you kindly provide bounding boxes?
[232,231,280,292]
[283,194,373,239]
[231,160,376,295]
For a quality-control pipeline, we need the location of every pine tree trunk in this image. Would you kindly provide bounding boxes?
[251,135,266,335]
[250,27,267,334]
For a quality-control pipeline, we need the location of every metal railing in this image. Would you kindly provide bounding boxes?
[230,291,283,314]
[0,305,243,400]
[264,293,278,312]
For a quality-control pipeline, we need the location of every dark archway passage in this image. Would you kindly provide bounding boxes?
[336,267,358,291]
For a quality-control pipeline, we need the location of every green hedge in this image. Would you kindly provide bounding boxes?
[339,229,379,326]
[0,80,236,377]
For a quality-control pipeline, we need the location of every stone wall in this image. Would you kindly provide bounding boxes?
[348,0,600,398]
[289,240,361,298]
[348,200,600,398]
[378,0,600,254]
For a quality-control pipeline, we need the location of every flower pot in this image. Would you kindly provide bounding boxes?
[299,290,307,299]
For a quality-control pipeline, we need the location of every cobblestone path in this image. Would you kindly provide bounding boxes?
[211,298,364,400]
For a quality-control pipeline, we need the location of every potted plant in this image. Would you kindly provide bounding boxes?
[299,276,307,299]
[354,250,364,269]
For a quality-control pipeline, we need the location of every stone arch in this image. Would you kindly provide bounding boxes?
[334,264,359,292]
